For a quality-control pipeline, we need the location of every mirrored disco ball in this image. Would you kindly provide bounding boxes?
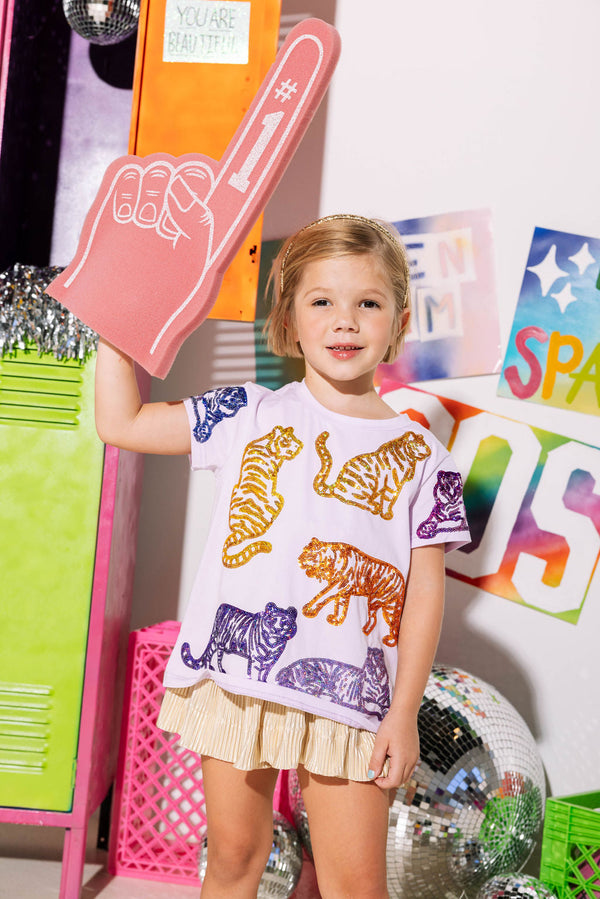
[288,768,313,859]
[387,665,545,898]
[62,0,140,45]
[198,811,303,898]
[475,873,559,898]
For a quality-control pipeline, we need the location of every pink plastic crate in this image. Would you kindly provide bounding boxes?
[108,621,207,884]
[108,620,285,886]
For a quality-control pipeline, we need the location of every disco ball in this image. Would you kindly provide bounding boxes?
[475,873,559,898]
[198,811,303,898]
[387,665,545,898]
[288,768,313,859]
[62,0,140,45]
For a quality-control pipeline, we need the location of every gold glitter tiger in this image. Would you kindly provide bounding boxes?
[299,538,405,647]
[313,430,432,519]
[222,425,303,568]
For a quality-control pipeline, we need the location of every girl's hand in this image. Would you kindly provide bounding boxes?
[367,707,420,790]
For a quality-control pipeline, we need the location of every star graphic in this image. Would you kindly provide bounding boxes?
[550,282,578,314]
[527,244,568,296]
[568,241,596,275]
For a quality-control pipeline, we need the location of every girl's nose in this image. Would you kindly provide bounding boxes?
[333,306,358,331]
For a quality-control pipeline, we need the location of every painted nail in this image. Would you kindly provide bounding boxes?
[367,769,375,779]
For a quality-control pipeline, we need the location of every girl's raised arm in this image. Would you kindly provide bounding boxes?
[95,338,191,455]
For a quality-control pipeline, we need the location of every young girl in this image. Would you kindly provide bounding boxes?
[95,214,470,899]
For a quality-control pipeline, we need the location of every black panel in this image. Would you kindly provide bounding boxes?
[0,0,71,270]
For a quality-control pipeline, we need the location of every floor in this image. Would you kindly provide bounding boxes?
[0,811,321,898]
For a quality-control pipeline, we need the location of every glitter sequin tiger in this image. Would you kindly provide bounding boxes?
[313,430,432,519]
[222,425,303,568]
[416,470,467,539]
[276,647,391,721]
[190,386,247,444]
[299,538,405,646]
[181,601,298,682]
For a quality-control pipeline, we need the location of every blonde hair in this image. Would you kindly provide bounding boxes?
[264,214,411,363]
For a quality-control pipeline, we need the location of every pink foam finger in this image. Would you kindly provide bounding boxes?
[46,18,341,377]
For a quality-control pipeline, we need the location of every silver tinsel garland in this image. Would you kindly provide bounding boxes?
[0,263,98,362]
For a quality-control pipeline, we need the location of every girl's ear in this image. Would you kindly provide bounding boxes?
[397,307,411,336]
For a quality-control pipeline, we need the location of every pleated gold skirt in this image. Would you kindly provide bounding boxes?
[157,679,386,782]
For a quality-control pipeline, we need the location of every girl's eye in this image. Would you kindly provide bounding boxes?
[312,298,330,307]
[361,299,381,309]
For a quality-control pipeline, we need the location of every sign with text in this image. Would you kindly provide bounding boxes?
[376,208,501,384]
[380,380,600,624]
[498,227,600,415]
[163,1,251,64]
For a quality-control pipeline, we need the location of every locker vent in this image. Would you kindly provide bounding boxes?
[0,682,53,773]
[0,357,83,429]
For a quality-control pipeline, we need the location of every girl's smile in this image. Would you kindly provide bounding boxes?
[327,344,363,359]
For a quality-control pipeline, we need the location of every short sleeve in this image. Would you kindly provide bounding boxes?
[409,438,471,553]
[184,385,249,471]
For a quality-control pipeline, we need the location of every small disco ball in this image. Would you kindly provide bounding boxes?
[198,811,303,898]
[288,768,313,859]
[62,0,140,45]
[475,873,559,898]
[387,665,545,898]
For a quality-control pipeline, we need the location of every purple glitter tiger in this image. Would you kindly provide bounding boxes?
[191,386,247,443]
[417,470,468,539]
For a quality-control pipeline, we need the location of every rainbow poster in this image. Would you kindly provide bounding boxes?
[378,208,501,383]
[498,227,600,415]
[380,380,600,624]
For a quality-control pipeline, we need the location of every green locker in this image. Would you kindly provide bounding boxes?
[0,348,105,810]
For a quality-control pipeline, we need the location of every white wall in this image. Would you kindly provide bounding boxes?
[52,0,600,801]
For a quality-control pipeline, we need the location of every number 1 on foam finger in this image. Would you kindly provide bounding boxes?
[228,112,285,193]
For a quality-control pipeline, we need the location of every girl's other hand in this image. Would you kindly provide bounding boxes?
[367,707,420,790]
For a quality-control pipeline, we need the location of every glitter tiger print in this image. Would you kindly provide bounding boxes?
[417,470,468,539]
[313,430,432,519]
[299,537,405,647]
[190,386,247,443]
[276,647,391,721]
[222,425,303,568]
[181,601,297,682]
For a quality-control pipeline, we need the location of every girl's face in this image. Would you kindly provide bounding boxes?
[291,253,407,394]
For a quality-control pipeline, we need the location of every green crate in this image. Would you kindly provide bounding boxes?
[540,791,600,899]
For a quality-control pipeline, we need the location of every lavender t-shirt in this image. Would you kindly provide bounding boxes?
[162,380,470,733]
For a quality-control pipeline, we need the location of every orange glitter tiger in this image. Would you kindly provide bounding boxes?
[299,537,405,647]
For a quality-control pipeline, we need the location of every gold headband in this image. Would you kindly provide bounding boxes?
[279,214,406,297]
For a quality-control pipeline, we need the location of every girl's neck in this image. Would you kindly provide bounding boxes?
[303,369,397,420]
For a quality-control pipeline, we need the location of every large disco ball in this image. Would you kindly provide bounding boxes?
[475,873,559,898]
[62,0,139,45]
[387,665,545,898]
[288,768,313,859]
[198,811,303,898]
